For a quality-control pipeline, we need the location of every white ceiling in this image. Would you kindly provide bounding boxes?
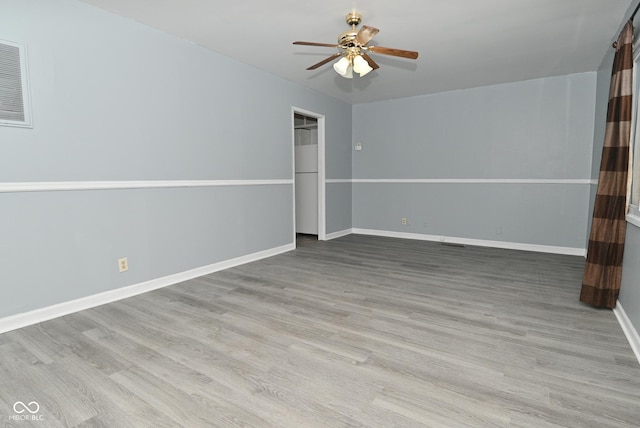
[79,0,634,104]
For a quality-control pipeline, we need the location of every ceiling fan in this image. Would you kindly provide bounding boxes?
[293,12,419,78]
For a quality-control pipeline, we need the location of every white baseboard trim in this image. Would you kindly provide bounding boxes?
[0,243,295,335]
[613,301,640,366]
[325,229,353,240]
[351,228,586,256]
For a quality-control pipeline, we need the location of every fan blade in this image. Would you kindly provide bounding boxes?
[355,25,380,46]
[306,52,343,70]
[368,46,419,59]
[360,51,380,70]
[293,41,340,48]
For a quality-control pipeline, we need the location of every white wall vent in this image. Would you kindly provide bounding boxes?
[0,40,32,128]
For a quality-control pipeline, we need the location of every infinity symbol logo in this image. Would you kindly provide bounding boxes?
[13,401,40,414]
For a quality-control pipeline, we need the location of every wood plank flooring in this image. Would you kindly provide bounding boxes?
[1,234,639,427]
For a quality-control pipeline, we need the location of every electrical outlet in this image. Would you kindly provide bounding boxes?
[118,257,128,273]
[401,217,407,225]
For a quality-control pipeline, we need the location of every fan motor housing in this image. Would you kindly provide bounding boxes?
[339,12,362,46]
[338,31,358,47]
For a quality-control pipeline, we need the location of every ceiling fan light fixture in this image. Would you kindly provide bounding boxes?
[333,56,351,77]
[293,11,418,76]
[353,54,373,77]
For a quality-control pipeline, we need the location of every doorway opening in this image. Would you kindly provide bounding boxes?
[292,108,325,246]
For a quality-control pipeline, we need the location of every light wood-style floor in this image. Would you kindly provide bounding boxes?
[1,235,639,427]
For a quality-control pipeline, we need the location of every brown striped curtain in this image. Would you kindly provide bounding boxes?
[580,21,634,309]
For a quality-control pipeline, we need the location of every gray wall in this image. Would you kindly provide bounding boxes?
[0,0,351,318]
[586,47,615,247]
[353,73,597,250]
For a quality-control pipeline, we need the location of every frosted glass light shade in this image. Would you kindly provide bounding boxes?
[353,55,373,76]
[333,57,351,76]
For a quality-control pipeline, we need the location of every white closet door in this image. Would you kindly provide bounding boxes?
[294,127,318,235]
[295,172,318,234]
[295,144,318,173]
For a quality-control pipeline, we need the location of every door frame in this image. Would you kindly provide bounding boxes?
[292,107,326,244]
